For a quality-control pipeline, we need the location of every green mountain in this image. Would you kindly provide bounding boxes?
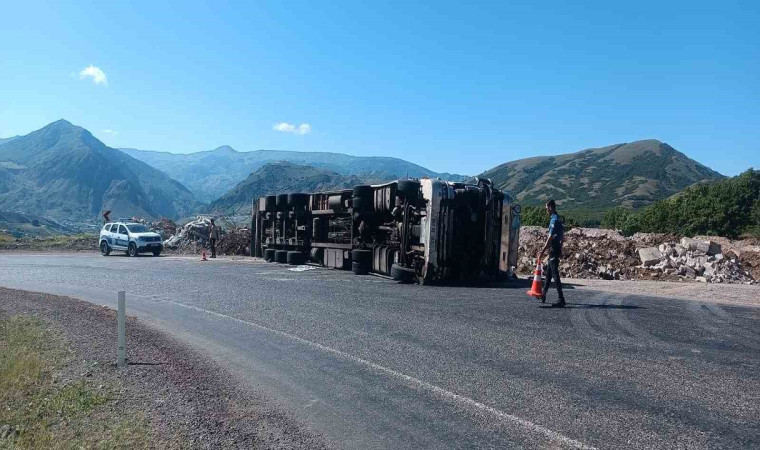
[0,120,202,223]
[480,139,723,208]
[207,161,367,215]
[121,146,466,203]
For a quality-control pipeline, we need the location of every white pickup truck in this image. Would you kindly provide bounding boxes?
[99,221,163,257]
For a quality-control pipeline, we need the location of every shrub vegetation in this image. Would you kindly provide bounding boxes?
[601,169,759,238]
[520,170,759,239]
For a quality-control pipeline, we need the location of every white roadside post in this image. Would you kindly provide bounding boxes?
[117,290,126,368]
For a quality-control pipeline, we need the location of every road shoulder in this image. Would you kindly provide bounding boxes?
[0,287,328,449]
[561,277,760,307]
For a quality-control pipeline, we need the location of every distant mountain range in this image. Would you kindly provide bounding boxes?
[121,146,467,203]
[0,120,729,230]
[0,120,202,222]
[0,136,18,146]
[479,139,723,208]
[207,161,367,214]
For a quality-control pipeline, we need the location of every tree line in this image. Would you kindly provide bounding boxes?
[518,169,759,239]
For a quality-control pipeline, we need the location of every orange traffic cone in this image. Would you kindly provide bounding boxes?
[526,258,544,299]
[201,250,208,261]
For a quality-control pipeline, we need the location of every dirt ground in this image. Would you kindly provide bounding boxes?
[0,287,328,449]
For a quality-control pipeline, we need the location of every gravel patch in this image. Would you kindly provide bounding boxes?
[0,287,329,449]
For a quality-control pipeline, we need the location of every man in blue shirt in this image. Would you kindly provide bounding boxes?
[538,199,565,307]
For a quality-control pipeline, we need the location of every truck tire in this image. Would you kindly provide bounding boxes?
[128,242,138,257]
[353,185,372,197]
[310,248,323,263]
[286,251,305,265]
[351,249,372,264]
[353,196,374,212]
[352,261,369,275]
[391,264,415,283]
[264,248,276,262]
[152,249,161,257]
[351,186,373,212]
[397,180,421,203]
[264,195,277,211]
[312,218,323,239]
[274,250,288,264]
[351,249,372,274]
[287,193,309,207]
[100,241,111,256]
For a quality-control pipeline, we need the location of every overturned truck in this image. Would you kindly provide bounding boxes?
[252,178,521,284]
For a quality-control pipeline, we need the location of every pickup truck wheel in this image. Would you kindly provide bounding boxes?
[351,261,369,275]
[391,264,415,283]
[152,249,161,256]
[264,248,276,262]
[100,241,111,256]
[128,242,138,257]
[274,250,288,264]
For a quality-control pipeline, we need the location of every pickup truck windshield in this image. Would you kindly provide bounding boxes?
[126,224,149,233]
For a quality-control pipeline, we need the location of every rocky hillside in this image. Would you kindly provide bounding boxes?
[207,162,368,214]
[0,210,73,237]
[480,140,723,208]
[122,146,466,203]
[0,120,202,222]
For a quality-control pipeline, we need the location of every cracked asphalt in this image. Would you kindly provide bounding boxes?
[1,253,758,449]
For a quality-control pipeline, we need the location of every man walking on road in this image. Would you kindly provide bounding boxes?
[209,218,220,258]
[538,199,565,308]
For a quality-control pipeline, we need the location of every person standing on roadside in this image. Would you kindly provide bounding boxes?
[209,218,220,258]
[538,199,565,307]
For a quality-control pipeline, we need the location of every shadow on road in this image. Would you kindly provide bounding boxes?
[538,302,642,310]
[107,254,164,258]
[445,278,582,290]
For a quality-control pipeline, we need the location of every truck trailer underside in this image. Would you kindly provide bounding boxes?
[252,178,520,284]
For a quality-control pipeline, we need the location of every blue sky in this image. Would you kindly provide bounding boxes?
[1,1,758,176]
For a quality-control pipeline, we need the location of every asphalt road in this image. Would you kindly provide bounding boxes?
[1,253,759,449]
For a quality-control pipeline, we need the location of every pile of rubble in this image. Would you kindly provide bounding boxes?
[163,216,250,256]
[639,238,755,284]
[217,227,251,256]
[517,226,758,285]
[149,218,178,239]
[164,217,213,251]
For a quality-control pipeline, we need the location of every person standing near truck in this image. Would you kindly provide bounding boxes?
[537,199,565,307]
[209,218,220,258]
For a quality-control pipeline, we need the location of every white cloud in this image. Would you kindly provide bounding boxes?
[79,65,108,86]
[101,129,118,135]
[273,122,311,135]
